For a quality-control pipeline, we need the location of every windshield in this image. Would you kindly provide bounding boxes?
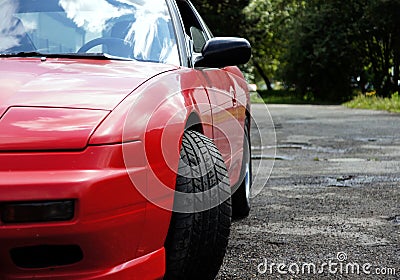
[0,0,179,64]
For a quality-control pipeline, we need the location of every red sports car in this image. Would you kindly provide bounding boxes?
[0,0,252,279]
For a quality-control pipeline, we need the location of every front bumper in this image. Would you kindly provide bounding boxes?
[0,142,167,279]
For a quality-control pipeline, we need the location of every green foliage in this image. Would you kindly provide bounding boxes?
[280,0,368,102]
[191,0,400,102]
[253,90,318,104]
[243,0,300,88]
[359,0,400,97]
[278,0,400,101]
[191,0,250,36]
[345,92,400,113]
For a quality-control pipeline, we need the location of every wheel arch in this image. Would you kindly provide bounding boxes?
[245,106,251,131]
[135,86,213,260]
[185,111,204,134]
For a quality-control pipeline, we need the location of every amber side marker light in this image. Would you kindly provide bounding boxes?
[1,200,75,223]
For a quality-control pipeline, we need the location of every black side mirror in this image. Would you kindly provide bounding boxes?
[194,37,251,68]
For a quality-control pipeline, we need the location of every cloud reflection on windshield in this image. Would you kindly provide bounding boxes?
[58,0,178,63]
[0,0,23,51]
[0,0,179,64]
[58,0,133,33]
[127,1,179,64]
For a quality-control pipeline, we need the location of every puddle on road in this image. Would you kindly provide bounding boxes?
[385,215,400,226]
[327,158,368,162]
[355,137,378,142]
[326,175,373,187]
[252,142,349,154]
[277,142,350,154]
[276,143,308,150]
[285,118,315,124]
[324,175,400,188]
[235,223,391,247]
[354,136,399,144]
[251,145,293,160]
[274,123,283,130]
[251,154,292,161]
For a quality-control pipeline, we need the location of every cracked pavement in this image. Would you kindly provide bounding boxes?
[217,104,400,280]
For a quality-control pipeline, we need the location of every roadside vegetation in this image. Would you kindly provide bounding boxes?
[251,89,400,114]
[193,0,400,103]
[251,90,317,104]
[345,92,400,113]
[251,89,346,105]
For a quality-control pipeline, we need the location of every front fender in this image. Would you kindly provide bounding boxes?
[90,69,212,257]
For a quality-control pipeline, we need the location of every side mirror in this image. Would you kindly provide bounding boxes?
[194,37,251,68]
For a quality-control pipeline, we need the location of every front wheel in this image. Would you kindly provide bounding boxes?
[164,130,232,280]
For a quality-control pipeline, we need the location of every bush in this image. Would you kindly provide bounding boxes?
[344,92,400,113]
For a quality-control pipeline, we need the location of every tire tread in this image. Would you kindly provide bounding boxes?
[164,131,232,280]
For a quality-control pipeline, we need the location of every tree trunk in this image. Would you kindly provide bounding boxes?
[254,61,273,91]
[394,48,400,93]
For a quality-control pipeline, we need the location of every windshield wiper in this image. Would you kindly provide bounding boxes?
[0,51,46,58]
[0,52,134,61]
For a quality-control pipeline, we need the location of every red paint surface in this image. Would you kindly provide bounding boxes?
[0,56,248,279]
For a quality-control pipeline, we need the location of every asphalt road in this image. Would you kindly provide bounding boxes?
[217,104,400,280]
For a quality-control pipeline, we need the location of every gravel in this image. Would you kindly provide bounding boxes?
[216,104,400,280]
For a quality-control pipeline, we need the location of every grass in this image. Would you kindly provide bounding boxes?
[251,90,314,104]
[251,90,337,105]
[344,92,400,113]
[251,89,400,113]
[252,89,400,113]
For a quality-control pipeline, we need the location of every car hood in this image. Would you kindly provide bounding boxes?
[0,58,177,151]
[0,58,177,115]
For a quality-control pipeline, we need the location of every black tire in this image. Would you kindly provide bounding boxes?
[164,130,232,280]
[232,117,252,218]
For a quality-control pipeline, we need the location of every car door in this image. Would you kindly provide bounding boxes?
[173,0,243,180]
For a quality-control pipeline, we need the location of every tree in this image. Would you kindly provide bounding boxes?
[191,0,250,36]
[280,0,400,101]
[243,0,301,90]
[193,0,400,100]
[280,0,369,101]
[360,0,400,96]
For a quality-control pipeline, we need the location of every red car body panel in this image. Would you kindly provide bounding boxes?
[0,107,109,150]
[0,58,176,112]
[0,143,163,279]
[0,54,248,279]
[0,58,176,151]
